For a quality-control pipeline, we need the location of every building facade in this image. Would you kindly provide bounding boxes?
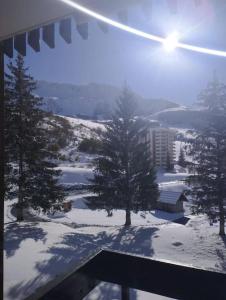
[140,122,176,169]
[156,190,186,213]
[151,127,176,169]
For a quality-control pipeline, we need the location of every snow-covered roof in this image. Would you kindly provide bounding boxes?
[158,190,183,205]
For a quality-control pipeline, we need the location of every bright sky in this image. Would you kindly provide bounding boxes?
[22,0,226,105]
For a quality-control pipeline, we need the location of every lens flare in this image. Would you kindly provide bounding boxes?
[163,32,179,52]
[58,0,226,58]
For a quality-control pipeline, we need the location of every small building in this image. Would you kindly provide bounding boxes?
[156,190,187,213]
[63,200,72,212]
[52,201,72,213]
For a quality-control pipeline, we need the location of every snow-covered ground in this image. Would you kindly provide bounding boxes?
[84,282,174,300]
[58,115,105,163]
[157,171,188,184]
[172,127,194,140]
[152,106,189,117]
[62,115,105,146]
[4,199,226,300]
[44,198,188,227]
[63,116,105,131]
[4,159,226,299]
[56,164,93,186]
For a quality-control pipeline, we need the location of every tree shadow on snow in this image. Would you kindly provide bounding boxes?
[108,226,158,257]
[35,230,111,276]
[215,236,226,272]
[220,236,226,246]
[84,282,121,300]
[84,282,138,300]
[4,222,47,258]
[33,226,158,278]
[151,209,184,222]
[7,225,158,299]
[7,230,110,299]
[7,275,48,300]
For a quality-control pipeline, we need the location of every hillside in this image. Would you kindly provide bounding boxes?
[36,81,179,118]
[156,108,211,128]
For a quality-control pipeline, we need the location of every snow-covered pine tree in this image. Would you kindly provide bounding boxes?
[5,55,65,221]
[198,72,226,112]
[86,87,159,226]
[178,146,186,168]
[166,151,174,172]
[187,76,226,236]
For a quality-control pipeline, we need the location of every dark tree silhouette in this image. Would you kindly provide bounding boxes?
[86,87,159,226]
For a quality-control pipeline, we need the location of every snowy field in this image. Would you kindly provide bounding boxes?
[38,191,191,227]
[56,164,93,186]
[4,198,226,300]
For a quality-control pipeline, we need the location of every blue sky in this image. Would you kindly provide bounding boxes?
[21,0,226,105]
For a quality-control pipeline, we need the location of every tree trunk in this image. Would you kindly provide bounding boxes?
[121,286,130,300]
[17,144,24,222]
[125,209,131,226]
[107,209,112,217]
[219,198,225,236]
[0,42,5,300]
[219,217,225,236]
[16,206,24,222]
[219,201,225,236]
[216,139,225,236]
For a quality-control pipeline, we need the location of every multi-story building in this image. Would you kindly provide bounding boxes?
[151,127,176,169]
[140,121,176,169]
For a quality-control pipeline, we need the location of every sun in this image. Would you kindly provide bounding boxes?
[163,32,179,52]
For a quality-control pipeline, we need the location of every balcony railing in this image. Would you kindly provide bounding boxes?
[25,249,226,300]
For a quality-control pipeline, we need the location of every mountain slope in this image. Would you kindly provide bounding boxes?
[156,108,211,128]
[36,81,179,118]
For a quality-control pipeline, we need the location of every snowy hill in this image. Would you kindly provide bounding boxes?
[156,107,212,128]
[36,81,179,118]
[58,115,104,162]
[63,116,105,135]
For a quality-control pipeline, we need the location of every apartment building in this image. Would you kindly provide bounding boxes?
[140,121,176,169]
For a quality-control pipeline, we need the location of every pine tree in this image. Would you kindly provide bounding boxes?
[198,72,226,112]
[86,87,159,226]
[166,151,174,172]
[178,146,186,168]
[5,55,65,221]
[187,76,226,236]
